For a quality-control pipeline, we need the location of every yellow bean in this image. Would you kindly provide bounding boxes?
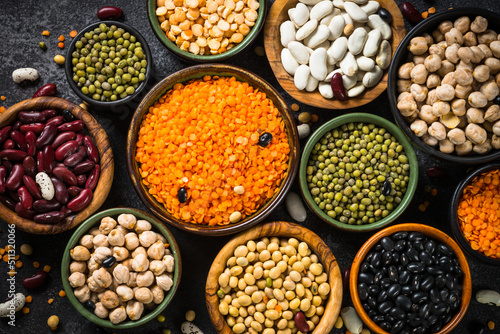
[53,55,65,65]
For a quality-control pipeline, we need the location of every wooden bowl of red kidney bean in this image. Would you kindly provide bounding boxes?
[350,223,472,334]
[0,96,114,234]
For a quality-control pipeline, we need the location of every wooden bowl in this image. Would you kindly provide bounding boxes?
[264,0,406,109]
[206,221,343,334]
[350,223,472,334]
[126,64,300,236]
[0,97,114,234]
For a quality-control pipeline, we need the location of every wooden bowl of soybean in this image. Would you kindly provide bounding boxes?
[264,0,406,109]
[206,221,343,334]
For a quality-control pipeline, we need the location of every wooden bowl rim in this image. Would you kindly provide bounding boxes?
[263,0,406,109]
[126,63,300,236]
[349,223,472,334]
[205,221,343,334]
[0,96,114,234]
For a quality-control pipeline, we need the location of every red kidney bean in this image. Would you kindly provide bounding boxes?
[23,156,37,178]
[57,120,83,132]
[64,146,87,167]
[343,267,351,290]
[43,145,55,173]
[17,186,33,210]
[68,186,82,197]
[3,139,15,150]
[60,206,72,218]
[45,116,65,127]
[42,109,58,118]
[67,188,92,212]
[20,123,45,135]
[62,109,75,122]
[12,121,21,131]
[6,164,25,191]
[0,166,6,194]
[0,126,12,145]
[50,176,69,204]
[77,174,87,187]
[23,175,43,200]
[10,130,28,151]
[0,195,16,211]
[72,160,95,175]
[330,73,348,102]
[401,2,422,24]
[426,166,447,179]
[22,270,48,289]
[35,124,57,149]
[83,135,100,163]
[75,133,84,145]
[18,111,46,124]
[15,202,35,220]
[36,150,44,173]
[34,211,66,223]
[52,131,76,149]
[6,189,19,203]
[32,83,57,98]
[85,165,100,190]
[2,161,12,173]
[97,6,123,20]
[54,140,78,161]
[0,149,27,160]
[294,312,310,333]
[25,131,37,156]
[33,199,61,213]
[53,166,77,186]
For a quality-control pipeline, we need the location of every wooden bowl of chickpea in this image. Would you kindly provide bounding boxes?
[388,8,500,164]
[147,0,267,62]
[206,221,343,334]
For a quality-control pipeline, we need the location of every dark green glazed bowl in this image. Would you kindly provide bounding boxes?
[61,207,181,329]
[299,113,419,232]
[147,0,267,62]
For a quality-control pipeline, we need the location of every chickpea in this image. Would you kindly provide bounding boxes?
[116,285,134,302]
[470,46,485,63]
[478,44,493,58]
[70,245,91,261]
[427,88,438,106]
[74,284,91,303]
[126,300,144,321]
[410,84,428,102]
[94,302,109,319]
[127,272,138,288]
[432,101,451,117]
[437,60,455,77]
[447,128,467,145]
[147,240,165,260]
[108,229,125,247]
[117,213,137,229]
[478,30,497,44]
[420,133,438,147]
[109,306,127,325]
[69,272,86,288]
[454,68,473,86]
[436,84,455,101]
[455,84,472,99]
[438,21,453,34]
[473,64,490,83]
[114,224,129,236]
[473,138,493,154]
[445,43,460,64]
[405,111,419,123]
[413,54,427,65]
[439,139,455,154]
[121,258,133,271]
[456,140,473,155]
[445,28,464,46]
[428,122,447,140]
[112,246,129,262]
[89,227,100,236]
[79,234,94,249]
[410,64,428,84]
[492,135,500,149]
[70,261,87,274]
[398,62,415,79]
[441,72,457,87]
[471,16,488,33]
[87,275,105,292]
[100,290,120,309]
[408,37,428,55]
[494,120,500,136]
[485,57,500,74]
[93,246,112,264]
[465,123,488,144]
[92,234,109,248]
[87,255,99,273]
[424,54,442,72]
[419,105,438,124]
[432,29,445,43]
[135,220,152,234]
[456,59,474,72]
[148,260,165,276]
[124,232,140,251]
[132,246,147,258]
[480,81,500,101]
[440,112,461,129]
[397,94,417,117]
[99,217,117,235]
[156,273,174,291]
[464,31,477,46]
[397,79,412,93]
[454,16,471,34]
[451,99,467,116]
[137,271,155,287]
[426,73,441,88]
[151,285,165,304]
[468,91,488,108]
[428,44,445,60]
[93,268,113,288]
[139,231,158,248]
[410,119,428,137]
[457,47,474,63]
[156,233,167,245]
[485,104,500,122]
[132,253,150,272]
[135,287,154,304]
[162,254,175,273]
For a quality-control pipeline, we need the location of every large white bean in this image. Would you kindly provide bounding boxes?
[367,14,392,40]
[475,290,500,306]
[325,68,343,82]
[363,28,382,57]
[288,41,310,64]
[304,25,331,48]
[320,8,341,25]
[362,65,383,87]
[343,75,358,90]
[328,15,345,40]
[310,1,333,21]
[285,192,307,222]
[36,172,55,201]
[332,0,344,9]
[294,64,311,90]
[375,39,391,69]
[348,83,365,97]
[280,21,296,47]
[328,36,348,61]
[348,27,368,55]
[296,20,318,41]
[305,75,319,92]
[340,52,358,76]
[316,40,331,50]
[349,0,368,4]
[341,307,363,334]
[318,82,334,98]
[343,2,368,22]
[298,0,324,5]
[12,68,39,84]
[356,56,375,71]
[342,13,354,26]
[297,124,311,138]
[290,3,310,27]
[281,48,300,75]
[359,1,380,15]
[181,322,203,334]
[310,48,328,80]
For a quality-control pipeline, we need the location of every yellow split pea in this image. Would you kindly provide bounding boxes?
[135,76,290,226]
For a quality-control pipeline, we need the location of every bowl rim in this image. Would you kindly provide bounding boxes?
[61,207,182,329]
[299,113,419,232]
[0,96,114,234]
[450,162,500,265]
[65,20,153,108]
[126,63,300,236]
[146,0,267,62]
[349,222,472,334]
[205,221,343,334]
[387,7,500,164]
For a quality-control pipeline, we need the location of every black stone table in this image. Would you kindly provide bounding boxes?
[0,1,499,333]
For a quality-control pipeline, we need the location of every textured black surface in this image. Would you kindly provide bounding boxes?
[0,1,499,333]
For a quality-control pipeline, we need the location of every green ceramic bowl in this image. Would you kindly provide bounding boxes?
[61,207,182,329]
[147,0,267,62]
[299,113,419,232]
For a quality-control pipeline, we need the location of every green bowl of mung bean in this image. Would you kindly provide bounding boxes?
[65,21,152,110]
[299,113,418,232]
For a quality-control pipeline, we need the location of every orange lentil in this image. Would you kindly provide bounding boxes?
[14,255,20,260]
[422,11,429,19]
[2,254,8,262]
[457,169,500,259]
[15,260,23,268]
[0,248,4,255]
[70,30,78,38]
[431,188,438,196]
[8,269,16,277]
[22,307,30,314]
[0,96,5,100]
[58,42,64,49]
[428,7,436,14]
[0,106,6,113]
[418,203,427,212]
[310,114,319,123]
[25,296,32,303]
[48,298,54,304]
[135,76,290,226]
[33,261,40,268]
[42,30,50,36]
[59,290,66,297]
[43,265,51,272]
[488,321,495,330]
[275,304,282,312]
[291,103,300,112]
[5,245,13,251]
[58,35,65,42]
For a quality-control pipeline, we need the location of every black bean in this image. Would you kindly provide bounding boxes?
[375,244,383,251]
[418,251,433,266]
[381,236,394,251]
[392,232,408,240]
[359,272,374,284]
[389,265,399,282]
[385,314,396,323]
[382,251,393,266]
[412,291,428,304]
[445,274,457,290]
[418,302,431,318]
[431,301,447,315]
[435,274,446,288]
[395,295,412,311]
[439,256,453,272]
[400,253,409,266]
[369,284,380,296]
[374,271,384,285]
[382,180,392,196]
[406,248,420,262]
[102,255,116,268]
[413,325,427,334]
[420,276,434,291]
[368,309,377,318]
[387,283,402,298]
[426,266,444,276]
[380,321,392,331]
[442,311,453,325]
[408,313,421,327]
[360,261,371,272]
[177,187,188,203]
[358,283,369,300]
[424,240,436,254]
[430,320,443,333]
[62,109,76,121]
[413,240,424,252]
[428,314,438,326]
[371,251,382,268]
[378,300,394,314]
[392,252,400,264]
[258,132,272,147]
[399,270,410,285]
[400,326,411,334]
[381,278,393,289]
[401,285,412,295]
[411,275,421,291]
[377,289,389,303]
[446,291,459,307]
[429,288,440,302]
[373,314,385,324]
[438,244,453,257]
[395,240,406,251]
[84,300,96,311]
[390,306,406,320]
[407,262,425,273]
[408,232,424,241]
[391,320,405,334]
[368,295,378,309]
[453,264,463,277]
[440,288,450,301]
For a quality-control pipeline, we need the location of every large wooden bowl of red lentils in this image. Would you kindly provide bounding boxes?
[126,64,300,236]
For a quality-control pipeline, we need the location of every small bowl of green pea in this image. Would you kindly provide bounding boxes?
[299,113,419,232]
[65,21,152,110]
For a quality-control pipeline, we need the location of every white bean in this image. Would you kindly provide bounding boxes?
[36,172,55,201]
[362,65,383,87]
[288,41,310,64]
[318,82,334,98]
[304,25,330,48]
[343,2,368,22]
[281,48,300,75]
[0,293,25,317]
[340,52,358,76]
[349,0,368,4]
[296,20,318,41]
[332,0,345,9]
[298,0,324,5]
[290,3,310,27]
[376,40,391,70]
[367,14,392,40]
[285,192,307,221]
[343,75,358,90]
[328,36,348,61]
[320,8,341,25]
[476,290,500,306]
[341,13,354,26]
[348,27,368,55]
[305,75,319,92]
[181,321,204,334]
[310,1,333,21]
[280,21,296,47]
[341,306,363,334]
[356,56,375,71]
[297,123,311,139]
[359,1,380,15]
[363,28,382,57]
[348,83,365,97]
[12,68,39,84]
[310,48,328,80]
[294,64,311,90]
[325,68,343,82]
[328,15,345,40]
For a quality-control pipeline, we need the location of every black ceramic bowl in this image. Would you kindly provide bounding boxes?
[65,21,153,110]
[388,8,500,164]
[450,162,500,266]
